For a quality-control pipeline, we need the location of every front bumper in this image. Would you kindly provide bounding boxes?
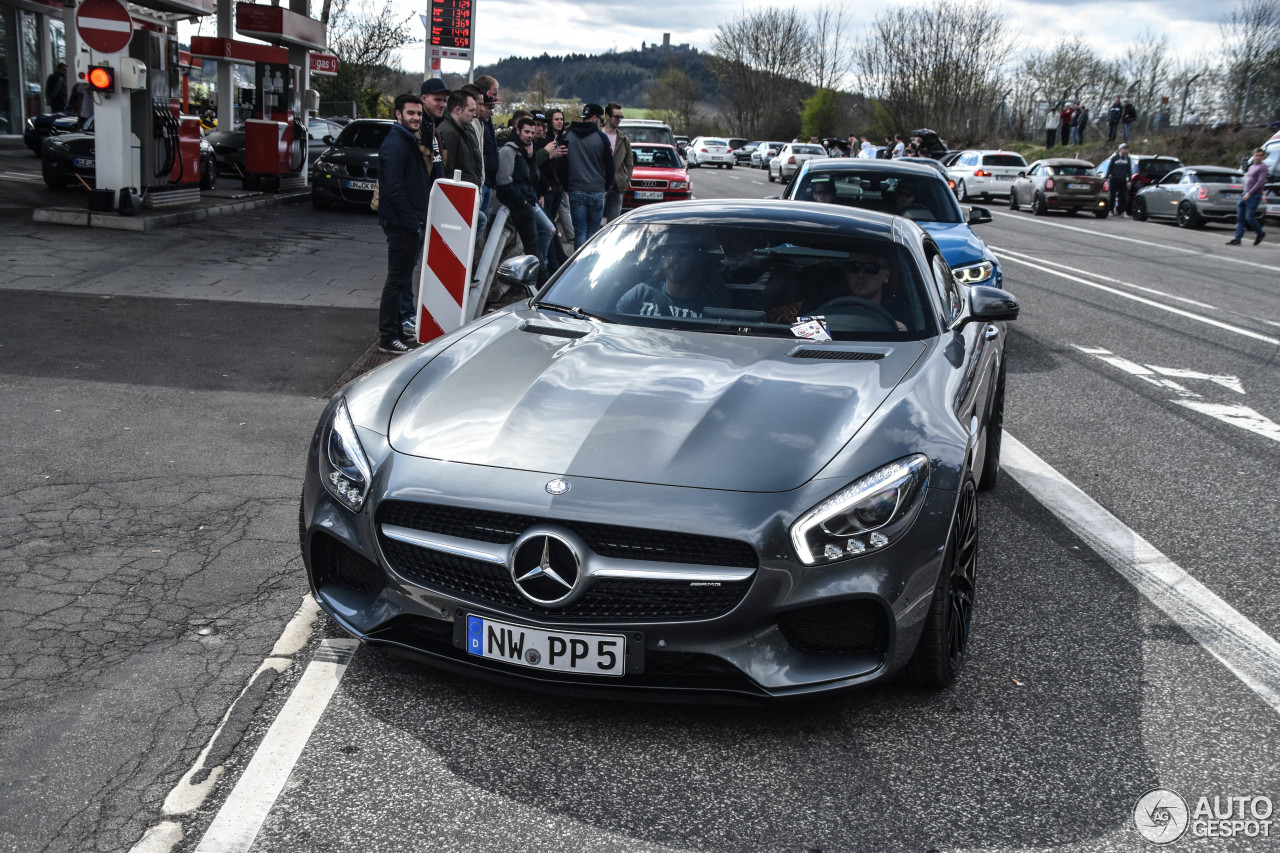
[312,172,376,206]
[622,189,691,209]
[301,437,954,701]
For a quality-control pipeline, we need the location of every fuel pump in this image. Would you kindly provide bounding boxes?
[243,61,305,190]
[129,30,202,198]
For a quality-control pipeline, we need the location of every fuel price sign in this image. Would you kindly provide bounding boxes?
[428,0,472,51]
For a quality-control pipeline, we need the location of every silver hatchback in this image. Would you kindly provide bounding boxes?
[1130,166,1246,228]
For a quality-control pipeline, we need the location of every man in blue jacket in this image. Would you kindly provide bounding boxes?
[376,94,430,355]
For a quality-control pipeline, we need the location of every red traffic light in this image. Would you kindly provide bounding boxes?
[87,66,115,92]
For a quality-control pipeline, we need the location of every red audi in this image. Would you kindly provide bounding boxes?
[623,143,692,209]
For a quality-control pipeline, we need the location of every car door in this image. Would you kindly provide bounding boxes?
[1147,169,1182,218]
[1016,162,1041,203]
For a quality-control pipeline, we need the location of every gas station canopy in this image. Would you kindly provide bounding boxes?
[234,3,326,51]
[128,0,215,18]
[188,36,289,64]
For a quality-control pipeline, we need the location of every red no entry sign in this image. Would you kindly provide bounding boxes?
[77,0,133,54]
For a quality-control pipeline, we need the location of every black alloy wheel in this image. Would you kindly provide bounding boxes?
[1177,201,1204,229]
[904,479,978,687]
[1131,197,1148,221]
[1008,189,1019,211]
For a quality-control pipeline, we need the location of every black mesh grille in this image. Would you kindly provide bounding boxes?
[310,532,386,596]
[377,501,757,569]
[788,349,885,361]
[521,324,589,339]
[777,599,889,655]
[379,536,750,621]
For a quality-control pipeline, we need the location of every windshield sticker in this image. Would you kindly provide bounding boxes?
[791,316,832,341]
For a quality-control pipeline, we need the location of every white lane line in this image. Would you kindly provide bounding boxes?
[996,246,1216,309]
[1003,433,1280,716]
[1173,401,1280,443]
[992,248,1280,346]
[191,638,359,853]
[990,209,1280,274]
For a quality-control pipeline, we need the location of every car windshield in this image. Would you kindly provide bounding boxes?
[795,145,826,155]
[1194,172,1241,184]
[336,122,392,149]
[704,139,728,147]
[538,223,935,341]
[1051,164,1091,176]
[623,126,674,145]
[634,146,682,168]
[983,154,1026,167]
[792,172,962,224]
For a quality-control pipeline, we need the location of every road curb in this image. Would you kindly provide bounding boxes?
[32,189,309,231]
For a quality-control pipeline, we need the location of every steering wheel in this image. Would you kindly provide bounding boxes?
[814,295,900,332]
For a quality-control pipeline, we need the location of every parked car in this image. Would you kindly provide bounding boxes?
[674,135,689,156]
[751,141,785,170]
[618,119,676,149]
[735,141,760,165]
[898,156,956,194]
[1129,166,1246,228]
[41,116,217,191]
[300,198,1019,700]
[947,150,1028,200]
[768,142,826,183]
[686,136,735,168]
[908,128,949,159]
[1008,158,1107,217]
[1093,154,1183,196]
[783,158,1002,289]
[24,110,82,156]
[622,143,691,209]
[726,137,749,161]
[310,119,394,210]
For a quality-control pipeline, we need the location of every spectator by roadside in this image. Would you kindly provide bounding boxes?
[1107,142,1132,217]
[545,108,574,246]
[45,62,67,112]
[497,116,557,277]
[474,75,501,227]
[1044,107,1061,148]
[1227,148,1268,246]
[1072,104,1089,145]
[438,88,486,239]
[563,102,614,249]
[1107,99,1122,141]
[1121,100,1137,142]
[375,94,430,355]
[891,134,904,158]
[602,102,633,223]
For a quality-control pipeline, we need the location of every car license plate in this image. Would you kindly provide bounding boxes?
[1067,183,1090,190]
[74,157,95,168]
[996,175,1013,181]
[465,614,626,676]
[1222,192,1239,200]
[1268,203,1280,215]
[345,180,375,191]
[635,190,664,200]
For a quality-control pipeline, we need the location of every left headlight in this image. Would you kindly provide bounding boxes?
[953,261,994,285]
[791,455,931,566]
[319,399,373,512]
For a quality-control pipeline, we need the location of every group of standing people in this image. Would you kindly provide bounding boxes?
[1044,101,1094,147]
[375,75,635,355]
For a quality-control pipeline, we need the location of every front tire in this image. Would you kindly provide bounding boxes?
[41,159,69,189]
[904,479,978,688]
[767,169,776,183]
[1008,190,1019,211]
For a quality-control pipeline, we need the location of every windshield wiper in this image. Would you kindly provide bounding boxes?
[536,303,614,323]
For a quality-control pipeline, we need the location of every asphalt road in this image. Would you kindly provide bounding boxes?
[2,153,1279,853]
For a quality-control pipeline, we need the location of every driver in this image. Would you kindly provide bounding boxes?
[615,238,729,318]
[810,177,836,204]
[764,252,908,331]
[840,253,909,330]
[889,182,932,220]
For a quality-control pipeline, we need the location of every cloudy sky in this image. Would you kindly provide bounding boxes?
[404,0,1228,74]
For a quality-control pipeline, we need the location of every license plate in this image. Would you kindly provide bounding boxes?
[74,157,95,168]
[466,614,626,676]
[1067,183,1090,190]
[635,190,664,200]
[345,180,375,191]
[1222,192,1239,200]
[1268,204,1280,215]
[996,175,1014,181]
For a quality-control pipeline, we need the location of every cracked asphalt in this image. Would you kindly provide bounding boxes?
[0,154,383,852]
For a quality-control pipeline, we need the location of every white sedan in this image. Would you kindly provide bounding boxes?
[769,143,827,183]
[686,137,735,169]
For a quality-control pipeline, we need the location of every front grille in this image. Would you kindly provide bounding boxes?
[344,164,376,178]
[777,599,888,655]
[377,501,757,568]
[379,537,750,621]
[309,532,386,596]
[631,179,668,189]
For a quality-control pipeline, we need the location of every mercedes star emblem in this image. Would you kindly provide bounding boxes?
[510,533,581,606]
[545,478,570,495]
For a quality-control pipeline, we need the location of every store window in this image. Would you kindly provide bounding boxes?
[21,10,39,118]
[0,6,19,133]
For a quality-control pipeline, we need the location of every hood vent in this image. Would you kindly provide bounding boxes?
[788,347,885,361]
[520,324,588,340]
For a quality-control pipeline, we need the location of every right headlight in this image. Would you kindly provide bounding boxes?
[790,455,931,566]
[319,399,373,512]
[953,261,994,285]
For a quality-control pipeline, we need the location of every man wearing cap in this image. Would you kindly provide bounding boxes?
[1107,142,1132,217]
[602,102,634,223]
[563,103,614,248]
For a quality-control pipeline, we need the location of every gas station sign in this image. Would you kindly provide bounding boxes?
[309,52,339,76]
[427,0,473,59]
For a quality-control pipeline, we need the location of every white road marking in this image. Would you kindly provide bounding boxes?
[1145,365,1245,394]
[994,249,1280,345]
[1073,346,1197,395]
[1003,433,1280,716]
[192,638,358,853]
[995,245,1216,309]
[990,209,1280,275]
[1173,401,1280,443]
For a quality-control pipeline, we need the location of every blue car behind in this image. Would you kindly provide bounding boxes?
[783,159,1001,289]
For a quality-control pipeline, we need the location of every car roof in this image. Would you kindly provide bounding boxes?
[1035,158,1094,167]
[632,142,679,150]
[799,159,949,179]
[619,119,669,126]
[961,149,1022,156]
[1184,165,1243,174]
[622,198,900,238]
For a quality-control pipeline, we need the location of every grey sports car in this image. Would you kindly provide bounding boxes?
[301,200,1019,701]
[1129,165,1246,228]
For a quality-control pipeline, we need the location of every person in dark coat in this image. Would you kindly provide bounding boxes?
[375,94,430,355]
[1107,99,1123,141]
[497,116,556,276]
[562,103,614,249]
[45,63,67,112]
[1121,101,1138,142]
[1107,142,1133,217]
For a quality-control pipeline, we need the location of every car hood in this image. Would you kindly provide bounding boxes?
[632,166,687,180]
[918,221,990,267]
[319,147,380,163]
[388,314,926,492]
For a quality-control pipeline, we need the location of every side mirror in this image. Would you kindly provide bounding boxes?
[497,255,542,298]
[968,206,993,225]
[322,134,335,145]
[963,285,1019,325]
[1017,171,1026,178]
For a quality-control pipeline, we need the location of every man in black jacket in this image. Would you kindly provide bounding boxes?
[437,89,486,240]
[376,94,430,355]
[1107,142,1132,217]
[1121,101,1137,142]
[1107,99,1123,141]
[497,116,556,277]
